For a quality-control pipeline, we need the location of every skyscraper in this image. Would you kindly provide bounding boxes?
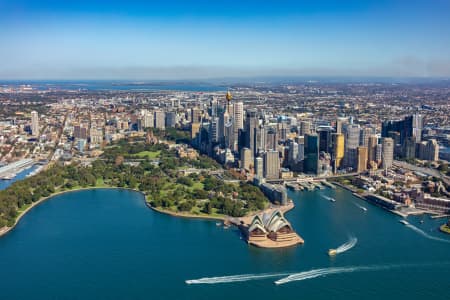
[343,124,360,169]
[418,139,439,161]
[357,146,368,173]
[287,140,299,166]
[331,133,344,170]
[304,133,319,174]
[209,97,219,118]
[412,114,423,143]
[296,136,305,161]
[245,109,259,157]
[232,101,244,151]
[299,121,311,136]
[367,135,378,164]
[263,150,280,179]
[254,156,264,180]
[382,114,420,145]
[143,112,154,128]
[191,107,202,124]
[382,137,394,169]
[154,111,166,129]
[209,117,219,143]
[233,101,244,131]
[404,137,416,159]
[240,147,252,171]
[318,127,332,153]
[191,122,201,140]
[224,117,234,150]
[165,111,177,128]
[336,117,349,134]
[360,127,375,147]
[264,127,277,151]
[31,111,39,136]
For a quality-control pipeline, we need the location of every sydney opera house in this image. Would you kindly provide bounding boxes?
[241,210,304,248]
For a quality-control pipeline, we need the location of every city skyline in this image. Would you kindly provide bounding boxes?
[1,0,450,79]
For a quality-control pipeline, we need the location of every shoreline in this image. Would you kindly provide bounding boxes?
[331,181,431,218]
[0,186,145,238]
[0,186,250,238]
[147,203,226,221]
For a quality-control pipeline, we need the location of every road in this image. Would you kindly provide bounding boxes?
[393,160,450,185]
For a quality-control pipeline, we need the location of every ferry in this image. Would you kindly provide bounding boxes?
[399,220,409,225]
[322,195,336,202]
[328,249,337,256]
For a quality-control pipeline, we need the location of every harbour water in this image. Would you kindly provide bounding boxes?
[0,188,449,299]
[0,165,38,190]
[0,81,227,92]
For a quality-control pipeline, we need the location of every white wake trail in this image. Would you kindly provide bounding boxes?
[353,202,367,211]
[186,272,292,285]
[405,224,450,244]
[335,236,358,254]
[275,265,391,285]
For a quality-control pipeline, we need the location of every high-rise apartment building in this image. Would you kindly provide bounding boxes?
[31,111,39,136]
[143,112,154,128]
[154,111,166,129]
[263,150,280,179]
[240,147,252,171]
[382,137,394,169]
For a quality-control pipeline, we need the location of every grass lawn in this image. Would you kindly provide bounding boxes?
[17,203,32,214]
[95,178,109,187]
[190,181,204,190]
[134,151,161,159]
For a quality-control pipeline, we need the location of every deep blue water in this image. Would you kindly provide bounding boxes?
[0,188,449,299]
[0,165,38,190]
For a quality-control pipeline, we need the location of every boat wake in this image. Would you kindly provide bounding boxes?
[187,262,448,286]
[335,236,358,254]
[322,195,336,202]
[274,265,391,285]
[185,272,292,285]
[353,202,367,211]
[405,223,450,244]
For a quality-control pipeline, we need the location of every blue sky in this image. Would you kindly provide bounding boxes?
[0,0,449,79]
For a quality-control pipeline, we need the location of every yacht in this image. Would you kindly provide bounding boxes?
[328,249,337,256]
